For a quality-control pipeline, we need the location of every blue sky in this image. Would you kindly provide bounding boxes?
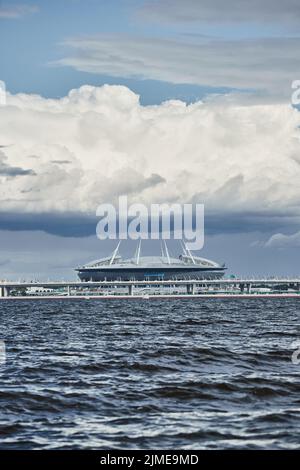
[1,0,300,100]
[1,0,300,278]
[0,0,236,103]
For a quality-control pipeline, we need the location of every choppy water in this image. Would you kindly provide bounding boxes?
[0,298,300,450]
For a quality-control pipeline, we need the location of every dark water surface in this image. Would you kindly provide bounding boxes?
[0,298,300,450]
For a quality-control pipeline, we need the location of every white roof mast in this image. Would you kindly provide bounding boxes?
[183,240,196,264]
[163,240,171,265]
[180,240,188,256]
[135,239,142,265]
[109,241,121,265]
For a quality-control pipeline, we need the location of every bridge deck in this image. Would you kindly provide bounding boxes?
[0,293,300,300]
[0,278,300,288]
[0,278,300,298]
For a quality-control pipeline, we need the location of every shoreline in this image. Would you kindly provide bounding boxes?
[0,293,300,300]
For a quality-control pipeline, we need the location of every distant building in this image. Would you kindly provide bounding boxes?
[76,241,226,281]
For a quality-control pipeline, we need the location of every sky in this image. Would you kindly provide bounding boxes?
[1,0,300,279]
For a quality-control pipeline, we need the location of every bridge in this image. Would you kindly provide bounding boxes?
[0,278,300,298]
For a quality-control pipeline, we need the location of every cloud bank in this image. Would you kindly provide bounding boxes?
[141,0,300,28]
[1,84,300,235]
[56,35,300,96]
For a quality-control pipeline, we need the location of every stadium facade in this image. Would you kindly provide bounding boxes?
[76,241,226,281]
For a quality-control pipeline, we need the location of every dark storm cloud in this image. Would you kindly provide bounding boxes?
[0,166,36,177]
[0,208,298,238]
[205,211,300,236]
[0,212,97,237]
[0,151,36,177]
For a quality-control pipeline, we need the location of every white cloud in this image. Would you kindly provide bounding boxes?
[266,231,300,248]
[140,0,300,27]
[0,84,300,230]
[56,35,300,95]
[0,4,38,19]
